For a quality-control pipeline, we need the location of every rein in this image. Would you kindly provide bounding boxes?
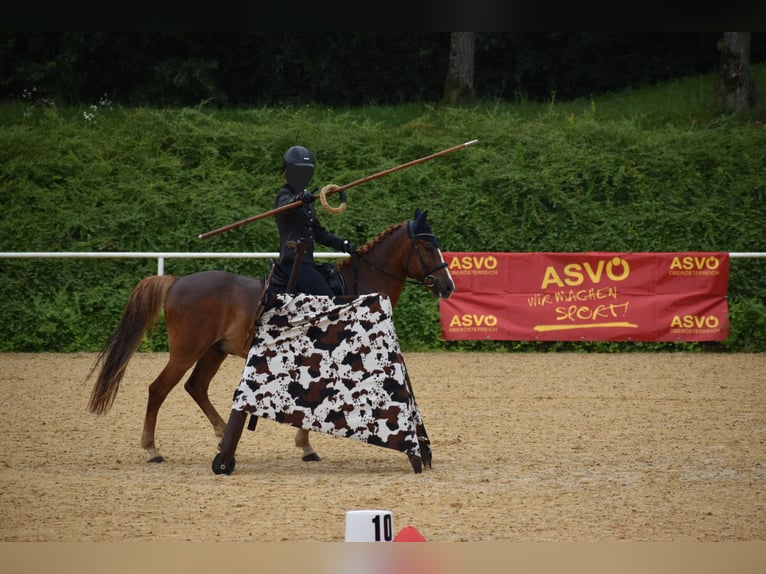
[350,224,447,291]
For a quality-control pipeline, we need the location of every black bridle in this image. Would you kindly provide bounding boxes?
[405,221,449,288]
[350,221,448,290]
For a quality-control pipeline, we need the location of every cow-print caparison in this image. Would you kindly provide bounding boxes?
[231,293,428,462]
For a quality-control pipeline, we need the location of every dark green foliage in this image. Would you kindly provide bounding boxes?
[3,33,764,107]
[1,66,765,352]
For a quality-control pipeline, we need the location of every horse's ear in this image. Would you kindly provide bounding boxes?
[413,207,422,220]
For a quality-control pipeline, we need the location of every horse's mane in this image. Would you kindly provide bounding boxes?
[337,222,405,271]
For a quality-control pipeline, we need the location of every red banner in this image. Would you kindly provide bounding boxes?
[439,252,730,342]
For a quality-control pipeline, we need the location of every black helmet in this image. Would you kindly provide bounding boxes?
[282,145,315,191]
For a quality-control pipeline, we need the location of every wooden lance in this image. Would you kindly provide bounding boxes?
[198,139,479,240]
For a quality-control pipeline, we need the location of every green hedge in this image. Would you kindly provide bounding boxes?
[1,67,765,353]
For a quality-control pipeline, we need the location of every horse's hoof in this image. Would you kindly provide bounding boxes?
[408,454,422,474]
[148,455,164,463]
[302,453,321,462]
[212,452,236,475]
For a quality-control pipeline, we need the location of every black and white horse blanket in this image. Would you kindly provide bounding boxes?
[230,292,430,465]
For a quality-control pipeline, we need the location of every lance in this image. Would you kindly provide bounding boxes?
[198,138,479,240]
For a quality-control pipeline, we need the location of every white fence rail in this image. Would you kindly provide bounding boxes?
[0,251,350,275]
[0,251,763,276]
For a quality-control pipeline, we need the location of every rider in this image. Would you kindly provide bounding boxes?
[271,145,354,296]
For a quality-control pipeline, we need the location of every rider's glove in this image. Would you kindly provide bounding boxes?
[342,240,355,254]
[298,190,315,204]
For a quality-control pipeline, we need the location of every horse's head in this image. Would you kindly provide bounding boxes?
[341,208,455,305]
[405,208,455,299]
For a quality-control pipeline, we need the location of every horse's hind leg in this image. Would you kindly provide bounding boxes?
[142,358,193,462]
[295,429,320,462]
[183,348,228,445]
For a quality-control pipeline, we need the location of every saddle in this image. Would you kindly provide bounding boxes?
[317,262,346,296]
[266,260,346,297]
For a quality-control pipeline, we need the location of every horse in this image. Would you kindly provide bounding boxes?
[87,208,455,464]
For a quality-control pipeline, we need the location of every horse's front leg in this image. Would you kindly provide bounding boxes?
[295,428,320,461]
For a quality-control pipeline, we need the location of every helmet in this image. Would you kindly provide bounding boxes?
[282,145,315,191]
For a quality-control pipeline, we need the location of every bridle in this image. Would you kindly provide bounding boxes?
[351,221,448,289]
[405,220,449,288]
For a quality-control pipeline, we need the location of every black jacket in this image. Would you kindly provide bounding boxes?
[273,184,346,264]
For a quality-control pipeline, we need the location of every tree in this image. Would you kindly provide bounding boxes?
[716,32,756,111]
[444,32,475,105]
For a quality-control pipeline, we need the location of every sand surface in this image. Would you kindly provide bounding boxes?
[1,352,764,542]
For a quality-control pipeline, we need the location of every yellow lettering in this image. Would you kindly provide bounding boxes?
[543,258,631,289]
[448,255,499,271]
[581,261,604,283]
[670,255,721,272]
[606,257,630,281]
[448,314,499,328]
[670,315,720,329]
[541,266,564,289]
[563,263,585,286]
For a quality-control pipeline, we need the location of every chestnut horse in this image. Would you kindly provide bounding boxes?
[87,208,455,464]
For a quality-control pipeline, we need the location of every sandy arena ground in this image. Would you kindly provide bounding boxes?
[0,351,764,544]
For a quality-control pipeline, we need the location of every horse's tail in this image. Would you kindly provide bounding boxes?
[87,275,177,415]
